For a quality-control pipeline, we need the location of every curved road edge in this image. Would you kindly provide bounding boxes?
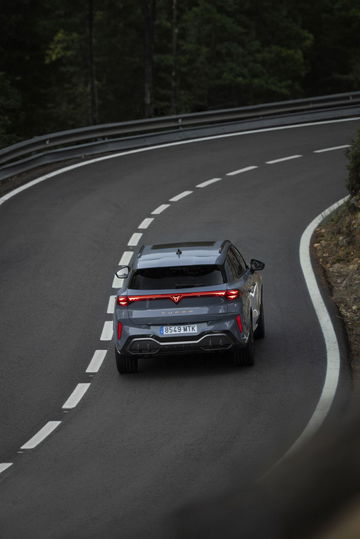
[0,123,354,477]
[267,196,349,474]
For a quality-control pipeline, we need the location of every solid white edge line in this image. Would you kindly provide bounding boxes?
[196,178,222,188]
[119,251,133,266]
[226,166,258,176]
[0,116,357,467]
[86,350,107,374]
[107,295,116,314]
[314,145,351,153]
[266,154,302,164]
[128,232,142,247]
[62,383,91,409]
[169,190,193,202]
[1,117,359,209]
[138,217,154,229]
[100,320,113,341]
[267,196,348,472]
[151,204,170,215]
[0,463,13,474]
[21,421,61,450]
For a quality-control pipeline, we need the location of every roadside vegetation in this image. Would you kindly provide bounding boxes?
[1,0,360,147]
[313,130,360,385]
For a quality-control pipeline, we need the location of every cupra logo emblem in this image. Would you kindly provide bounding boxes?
[170,295,182,304]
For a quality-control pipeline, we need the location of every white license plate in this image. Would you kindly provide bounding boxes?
[160,325,198,336]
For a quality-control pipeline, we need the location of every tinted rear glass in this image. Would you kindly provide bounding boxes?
[130,265,225,290]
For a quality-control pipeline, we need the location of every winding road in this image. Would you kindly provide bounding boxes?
[0,118,358,538]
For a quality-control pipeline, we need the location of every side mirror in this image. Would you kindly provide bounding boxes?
[115,265,129,279]
[250,259,265,273]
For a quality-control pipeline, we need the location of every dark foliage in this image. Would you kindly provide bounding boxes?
[0,0,359,146]
[347,129,360,195]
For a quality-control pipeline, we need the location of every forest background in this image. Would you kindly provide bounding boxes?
[0,0,359,147]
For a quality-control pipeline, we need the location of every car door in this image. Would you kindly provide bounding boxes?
[228,246,261,331]
[224,248,249,327]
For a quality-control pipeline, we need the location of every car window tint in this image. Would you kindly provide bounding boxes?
[130,265,225,290]
[231,247,247,275]
[225,254,236,281]
[228,249,241,279]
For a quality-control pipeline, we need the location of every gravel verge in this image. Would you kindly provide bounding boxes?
[313,195,360,393]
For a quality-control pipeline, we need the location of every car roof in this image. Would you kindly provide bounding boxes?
[134,240,230,269]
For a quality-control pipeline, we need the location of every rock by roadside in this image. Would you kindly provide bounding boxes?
[313,194,360,390]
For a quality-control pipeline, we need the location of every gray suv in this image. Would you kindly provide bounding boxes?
[113,240,264,373]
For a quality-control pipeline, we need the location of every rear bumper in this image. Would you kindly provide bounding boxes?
[117,331,242,356]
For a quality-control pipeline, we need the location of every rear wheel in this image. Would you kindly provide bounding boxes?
[115,349,138,374]
[233,325,255,366]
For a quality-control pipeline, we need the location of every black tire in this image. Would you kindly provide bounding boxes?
[254,298,265,339]
[115,349,138,374]
[233,324,255,366]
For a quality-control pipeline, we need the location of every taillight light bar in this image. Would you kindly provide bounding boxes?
[117,296,130,306]
[116,289,241,306]
[225,289,240,300]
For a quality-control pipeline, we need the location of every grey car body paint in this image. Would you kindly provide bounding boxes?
[113,241,264,367]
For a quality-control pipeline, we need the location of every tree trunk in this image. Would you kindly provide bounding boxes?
[143,0,155,117]
[88,0,98,124]
[171,0,178,115]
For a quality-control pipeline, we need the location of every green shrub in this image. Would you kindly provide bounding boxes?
[347,129,360,195]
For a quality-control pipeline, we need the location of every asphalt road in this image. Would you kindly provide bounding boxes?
[0,119,359,538]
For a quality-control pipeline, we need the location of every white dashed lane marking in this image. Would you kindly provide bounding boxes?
[169,190,193,202]
[1,118,358,211]
[0,463,13,474]
[151,204,170,215]
[62,383,91,409]
[100,321,113,341]
[21,421,62,450]
[138,217,154,229]
[112,275,124,289]
[107,295,116,314]
[1,115,355,471]
[266,155,302,164]
[196,178,222,188]
[118,251,133,266]
[226,166,258,176]
[127,232,142,247]
[314,145,350,153]
[86,350,108,374]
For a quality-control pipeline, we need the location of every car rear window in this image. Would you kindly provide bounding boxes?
[130,265,225,290]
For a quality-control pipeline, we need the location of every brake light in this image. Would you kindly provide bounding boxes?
[116,290,241,305]
[117,322,123,339]
[118,291,227,305]
[226,289,240,300]
[117,296,129,307]
[236,315,243,333]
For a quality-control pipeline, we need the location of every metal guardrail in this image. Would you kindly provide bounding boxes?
[1,91,360,180]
